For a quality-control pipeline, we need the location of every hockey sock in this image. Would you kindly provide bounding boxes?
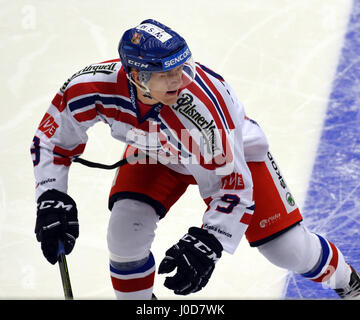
[300,234,352,289]
[109,252,156,299]
[257,223,352,291]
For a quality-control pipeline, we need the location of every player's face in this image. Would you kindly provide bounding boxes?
[133,66,184,105]
[146,66,183,105]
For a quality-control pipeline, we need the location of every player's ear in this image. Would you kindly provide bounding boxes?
[131,69,140,84]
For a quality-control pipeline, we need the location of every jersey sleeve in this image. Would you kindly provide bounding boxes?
[31,83,98,200]
[188,110,254,253]
[31,61,122,200]
[181,76,257,254]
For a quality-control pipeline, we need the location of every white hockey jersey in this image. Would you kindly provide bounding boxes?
[31,59,269,254]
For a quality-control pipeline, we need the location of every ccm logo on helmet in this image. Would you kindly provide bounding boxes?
[163,48,191,69]
[127,59,149,69]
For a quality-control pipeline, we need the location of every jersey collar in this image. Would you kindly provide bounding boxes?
[128,79,163,124]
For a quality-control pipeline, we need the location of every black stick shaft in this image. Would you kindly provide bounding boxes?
[58,242,73,300]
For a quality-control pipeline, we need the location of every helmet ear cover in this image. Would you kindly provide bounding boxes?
[129,68,151,84]
[127,69,152,97]
[138,71,151,84]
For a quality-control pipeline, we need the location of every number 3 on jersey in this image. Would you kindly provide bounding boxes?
[216,194,240,214]
[31,136,40,166]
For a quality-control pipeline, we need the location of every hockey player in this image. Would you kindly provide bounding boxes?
[31,19,360,299]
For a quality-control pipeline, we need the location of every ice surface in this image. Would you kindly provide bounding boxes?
[285,0,360,298]
[0,0,354,299]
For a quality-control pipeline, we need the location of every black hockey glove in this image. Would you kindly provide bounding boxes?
[35,189,79,264]
[158,227,223,295]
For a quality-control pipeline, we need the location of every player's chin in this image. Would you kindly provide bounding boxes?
[159,90,180,105]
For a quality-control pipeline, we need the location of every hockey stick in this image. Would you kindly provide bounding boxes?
[72,156,129,170]
[57,241,73,300]
[72,152,148,170]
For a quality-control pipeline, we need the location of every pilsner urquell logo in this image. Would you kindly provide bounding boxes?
[172,93,219,155]
[60,63,117,93]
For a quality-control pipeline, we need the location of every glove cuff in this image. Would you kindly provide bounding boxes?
[37,189,77,216]
[188,227,223,256]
